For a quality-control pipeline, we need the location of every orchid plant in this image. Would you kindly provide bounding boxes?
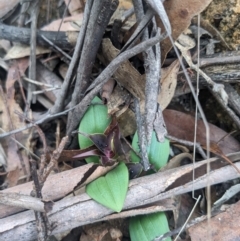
[74,96,171,240]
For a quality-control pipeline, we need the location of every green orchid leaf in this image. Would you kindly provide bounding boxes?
[130,131,170,171]
[129,212,171,241]
[78,96,111,163]
[86,162,129,212]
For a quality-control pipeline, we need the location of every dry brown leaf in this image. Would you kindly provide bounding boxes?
[118,0,132,9]
[102,38,179,107]
[1,59,30,177]
[36,61,63,103]
[2,131,30,186]
[41,14,83,32]
[64,0,83,16]
[0,0,20,18]
[81,223,109,241]
[81,223,122,241]
[0,144,7,170]
[58,63,68,79]
[163,109,240,154]
[117,108,136,137]
[109,228,122,240]
[5,140,23,174]
[4,59,29,124]
[174,194,197,238]
[159,59,180,110]
[0,39,11,53]
[110,0,134,26]
[107,84,131,115]
[6,166,20,188]
[101,78,116,104]
[0,57,8,71]
[188,200,240,241]
[106,84,136,136]
[102,38,145,101]
[4,45,50,60]
[158,0,213,62]
[161,153,193,171]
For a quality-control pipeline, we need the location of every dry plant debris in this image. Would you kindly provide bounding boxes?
[0,0,240,240]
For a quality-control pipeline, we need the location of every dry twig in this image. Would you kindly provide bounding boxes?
[28,0,41,104]
[134,98,150,171]
[175,36,228,105]
[67,0,119,133]
[50,0,94,115]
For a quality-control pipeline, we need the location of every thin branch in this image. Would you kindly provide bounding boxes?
[175,40,228,105]
[67,0,119,132]
[0,106,77,139]
[28,0,41,104]
[120,8,154,53]
[134,98,150,171]
[208,87,240,130]
[50,0,94,114]
[0,192,45,212]
[145,0,171,35]
[0,23,77,49]
[23,77,59,91]
[133,0,159,145]
[0,127,40,160]
[31,160,51,241]
[41,136,68,183]
[41,35,72,60]
[224,83,240,117]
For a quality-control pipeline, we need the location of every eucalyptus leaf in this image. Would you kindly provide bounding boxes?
[129,212,171,241]
[86,162,129,212]
[78,96,111,163]
[130,131,170,171]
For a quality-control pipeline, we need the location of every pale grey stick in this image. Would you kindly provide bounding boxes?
[0,193,45,212]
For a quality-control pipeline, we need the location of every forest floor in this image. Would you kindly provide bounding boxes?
[0,0,240,240]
